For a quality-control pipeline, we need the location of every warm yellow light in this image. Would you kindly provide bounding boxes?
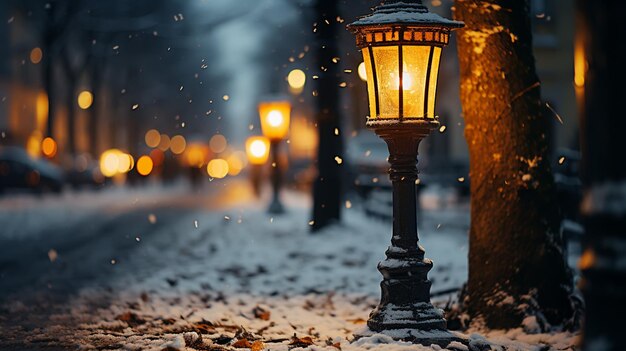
[207,159,229,179]
[245,136,271,165]
[170,135,187,155]
[259,100,291,141]
[77,91,93,110]
[117,153,134,173]
[26,132,42,158]
[358,62,367,81]
[574,37,586,88]
[36,93,48,129]
[30,47,43,64]
[100,149,121,178]
[136,156,153,176]
[363,45,441,119]
[185,144,208,168]
[227,153,245,176]
[288,69,306,90]
[209,134,228,154]
[41,137,57,158]
[267,110,284,127]
[158,134,171,151]
[145,129,161,148]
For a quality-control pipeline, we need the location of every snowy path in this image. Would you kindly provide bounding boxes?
[0,182,579,350]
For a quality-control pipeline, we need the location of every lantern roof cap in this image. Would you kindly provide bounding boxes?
[349,0,463,29]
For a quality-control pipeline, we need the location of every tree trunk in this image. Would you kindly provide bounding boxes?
[577,1,626,349]
[454,0,574,329]
[311,0,343,232]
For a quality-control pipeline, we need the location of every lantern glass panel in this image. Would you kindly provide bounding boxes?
[426,47,442,118]
[372,46,400,118]
[362,48,377,119]
[402,45,431,118]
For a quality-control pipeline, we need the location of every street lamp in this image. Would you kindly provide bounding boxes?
[259,99,291,214]
[348,0,463,344]
[246,136,271,197]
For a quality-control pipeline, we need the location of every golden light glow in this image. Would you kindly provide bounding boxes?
[36,93,49,130]
[185,144,208,168]
[77,90,93,110]
[158,134,171,151]
[358,62,367,81]
[289,116,318,159]
[26,132,42,158]
[259,100,291,141]
[145,129,161,148]
[170,135,187,155]
[574,37,586,88]
[100,149,133,177]
[117,153,134,173]
[30,47,43,64]
[150,149,165,167]
[227,153,245,176]
[136,156,154,176]
[287,69,306,94]
[207,159,229,179]
[245,136,270,165]
[209,134,228,154]
[41,137,57,158]
[100,149,121,178]
[362,45,442,119]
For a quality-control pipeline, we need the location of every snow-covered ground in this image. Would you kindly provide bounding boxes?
[0,183,580,350]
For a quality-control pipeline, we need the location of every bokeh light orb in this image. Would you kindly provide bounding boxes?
[209,134,228,154]
[207,159,229,179]
[136,156,153,176]
[77,91,93,110]
[145,129,161,148]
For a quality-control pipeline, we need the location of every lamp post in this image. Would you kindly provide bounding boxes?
[258,99,291,214]
[348,0,463,344]
[245,136,271,198]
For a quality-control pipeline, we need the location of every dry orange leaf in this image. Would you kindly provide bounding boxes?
[251,340,265,351]
[346,317,366,324]
[289,335,314,348]
[233,339,252,348]
[252,306,271,321]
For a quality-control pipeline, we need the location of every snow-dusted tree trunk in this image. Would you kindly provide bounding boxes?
[577,1,626,349]
[453,0,574,329]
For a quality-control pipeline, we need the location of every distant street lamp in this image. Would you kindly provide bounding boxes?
[348,0,463,345]
[246,136,271,198]
[259,99,291,214]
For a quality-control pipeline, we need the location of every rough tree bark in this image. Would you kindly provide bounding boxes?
[311,0,343,232]
[454,0,574,329]
[576,1,626,349]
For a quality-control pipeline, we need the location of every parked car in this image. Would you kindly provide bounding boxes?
[0,146,64,194]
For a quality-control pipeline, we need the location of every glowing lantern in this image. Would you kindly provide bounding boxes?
[170,135,187,155]
[77,91,93,110]
[209,134,228,154]
[145,129,161,148]
[348,1,463,122]
[245,136,270,165]
[100,149,121,178]
[158,134,171,151]
[207,159,229,179]
[136,156,153,176]
[259,100,291,141]
[41,137,57,158]
[30,47,43,64]
[227,153,245,176]
[287,69,306,94]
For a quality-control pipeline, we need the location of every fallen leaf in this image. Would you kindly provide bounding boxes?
[251,340,265,351]
[252,306,270,321]
[289,335,314,348]
[233,339,252,348]
[346,317,367,324]
[115,312,146,327]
